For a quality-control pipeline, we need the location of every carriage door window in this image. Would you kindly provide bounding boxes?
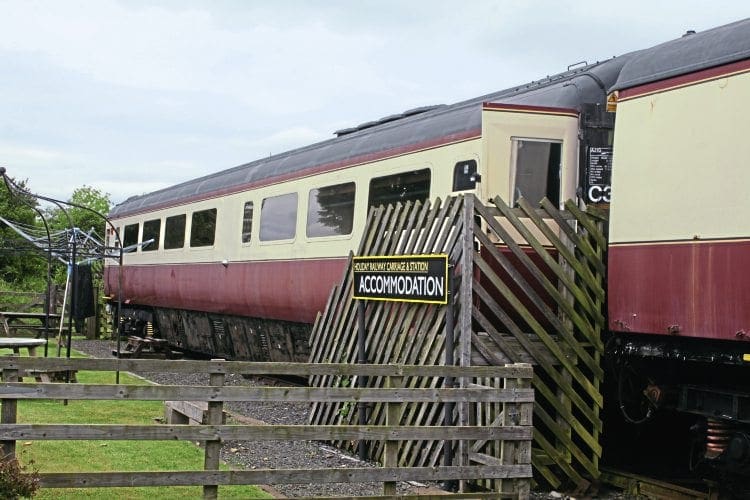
[368,168,431,209]
[511,139,561,207]
[452,160,478,191]
[241,202,254,243]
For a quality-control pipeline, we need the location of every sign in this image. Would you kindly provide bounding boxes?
[352,254,448,304]
[585,146,612,204]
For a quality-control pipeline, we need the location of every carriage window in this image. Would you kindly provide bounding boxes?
[453,160,478,191]
[260,193,298,241]
[368,168,431,209]
[123,223,139,249]
[307,182,355,238]
[164,214,186,249]
[511,140,561,207]
[141,219,161,251]
[190,208,217,247]
[241,201,254,243]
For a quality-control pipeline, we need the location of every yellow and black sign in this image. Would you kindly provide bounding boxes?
[352,254,448,304]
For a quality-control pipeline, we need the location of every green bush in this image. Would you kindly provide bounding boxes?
[0,456,40,499]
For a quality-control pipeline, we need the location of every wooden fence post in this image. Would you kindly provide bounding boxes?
[504,363,532,497]
[1,368,19,459]
[383,375,403,496]
[457,194,475,492]
[203,361,225,500]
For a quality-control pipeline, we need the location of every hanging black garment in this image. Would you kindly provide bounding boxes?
[74,264,96,320]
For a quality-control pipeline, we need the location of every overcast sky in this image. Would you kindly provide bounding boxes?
[1,0,748,206]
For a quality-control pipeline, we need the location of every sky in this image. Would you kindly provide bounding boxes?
[1,0,748,206]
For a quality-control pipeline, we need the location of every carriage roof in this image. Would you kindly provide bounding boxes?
[111,18,750,218]
[110,56,625,218]
[611,17,750,92]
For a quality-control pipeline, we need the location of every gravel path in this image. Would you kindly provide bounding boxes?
[71,339,435,498]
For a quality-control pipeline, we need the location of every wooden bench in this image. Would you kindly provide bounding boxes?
[23,369,78,383]
[164,400,227,426]
[0,311,62,338]
[2,368,78,383]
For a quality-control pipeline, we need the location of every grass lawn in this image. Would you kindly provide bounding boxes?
[12,344,272,499]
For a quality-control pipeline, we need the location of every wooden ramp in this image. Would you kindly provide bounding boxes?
[308,194,607,492]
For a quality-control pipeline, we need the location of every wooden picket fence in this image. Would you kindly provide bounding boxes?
[0,356,532,499]
[309,194,607,491]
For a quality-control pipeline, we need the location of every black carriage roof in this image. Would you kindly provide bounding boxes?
[110,18,750,218]
[110,56,627,218]
[611,17,750,92]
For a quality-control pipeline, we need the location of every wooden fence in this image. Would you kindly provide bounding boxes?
[0,287,65,314]
[309,194,607,491]
[0,356,533,499]
[0,286,103,339]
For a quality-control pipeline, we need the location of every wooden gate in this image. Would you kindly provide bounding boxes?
[308,194,607,491]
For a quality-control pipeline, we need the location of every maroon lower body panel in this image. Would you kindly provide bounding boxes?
[104,257,348,324]
[608,240,750,341]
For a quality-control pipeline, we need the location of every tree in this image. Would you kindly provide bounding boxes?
[0,176,46,288]
[47,185,112,236]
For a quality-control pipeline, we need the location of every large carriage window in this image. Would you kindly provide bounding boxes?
[453,160,478,191]
[241,201,254,243]
[141,219,161,251]
[260,193,298,241]
[123,223,139,249]
[190,208,217,247]
[511,139,561,207]
[164,214,186,249]
[307,182,355,238]
[368,168,430,209]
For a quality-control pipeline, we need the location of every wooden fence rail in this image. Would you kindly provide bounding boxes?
[0,357,533,499]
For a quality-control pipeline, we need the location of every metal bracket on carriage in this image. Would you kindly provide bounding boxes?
[667,324,682,335]
[112,336,183,359]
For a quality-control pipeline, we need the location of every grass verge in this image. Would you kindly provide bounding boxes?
[13,344,272,499]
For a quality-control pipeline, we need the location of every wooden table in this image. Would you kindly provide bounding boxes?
[0,338,76,383]
[0,337,46,356]
[0,311,62,337]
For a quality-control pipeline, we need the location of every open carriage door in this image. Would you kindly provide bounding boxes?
[480,103,580,211]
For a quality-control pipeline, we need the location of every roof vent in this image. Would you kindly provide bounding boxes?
[682,29,696,37]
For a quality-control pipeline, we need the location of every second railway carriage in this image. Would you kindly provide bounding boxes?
[603,19,750,483]
[105,54,627,361]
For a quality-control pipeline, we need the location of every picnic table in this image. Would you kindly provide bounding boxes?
[0,337,77,382]
[0,311,62,337]
[0,337,46,356]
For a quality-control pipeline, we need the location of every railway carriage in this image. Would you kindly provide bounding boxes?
[604,20,750,482]
[105,55,624,360]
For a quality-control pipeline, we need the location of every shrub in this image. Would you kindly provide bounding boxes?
[0,456,40,499]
